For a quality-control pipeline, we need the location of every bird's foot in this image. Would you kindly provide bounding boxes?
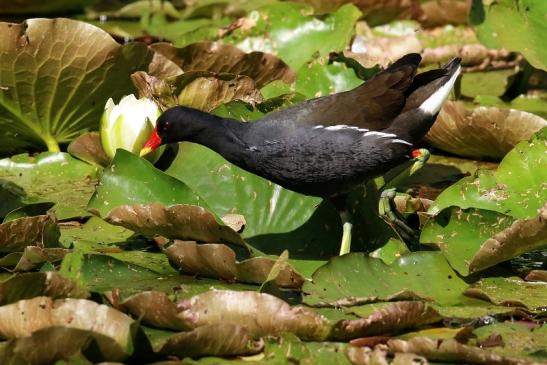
[379,188,420,251]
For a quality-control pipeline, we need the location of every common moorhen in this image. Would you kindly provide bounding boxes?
[141,53,461,252]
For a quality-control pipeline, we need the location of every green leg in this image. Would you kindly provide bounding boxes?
[379,148,431,251]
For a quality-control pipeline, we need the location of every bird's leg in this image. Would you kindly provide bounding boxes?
[339,210,352,255]
[379,148,430,251]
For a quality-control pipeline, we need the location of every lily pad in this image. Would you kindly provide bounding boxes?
[151,324,264,358]
[0,152,99,220]
[472,0,546,70]
[122,291,190,331]
[425,102,547,160]
[428,127,547,219]
[160,240,304,287]
[0,214,59,253]
[295,59,363,99]
[464,277,547,311]
[131,70,262,112]
[0,272,88,306]
[0,18,152,155]
[87,149,204,218]
[12,246,70,272]
[302,252,468,307]
[222,3,361,70]
[150,42,296,88]
[177,289,331,340]
[330,301,442,341]
[165,143,342,258]
[104,203,246,247]
[67,132,111,167]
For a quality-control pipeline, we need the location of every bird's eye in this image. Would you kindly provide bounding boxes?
[162,121,170,130]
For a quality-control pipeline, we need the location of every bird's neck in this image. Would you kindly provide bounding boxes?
[190,116,251,165]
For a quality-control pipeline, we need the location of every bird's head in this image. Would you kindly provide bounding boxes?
[140,106,210,157]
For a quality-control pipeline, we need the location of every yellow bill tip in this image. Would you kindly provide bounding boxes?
[139,147,153,157]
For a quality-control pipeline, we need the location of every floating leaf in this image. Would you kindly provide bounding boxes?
[67,132,111,167]
[302,252,468,307]
[330,301,442,341]
[222,3,361,70]
[122,291,190,331]
[428,128,547,219]
[157,324,264,358]
[425,102,547,160]
[0,18,152,155]
[104,204,246,247]
[0,272,88,306]
[13,246,70,272]
[472,0,546,70]
[387,337,536,365]
[165,143,342,258]
[0,152,99,220]
[0,214,59,253]
[177,289,331,340]
[464,277,547,311]
[151,42,295,88]
[295,60,363,99]
[161,240,304,287]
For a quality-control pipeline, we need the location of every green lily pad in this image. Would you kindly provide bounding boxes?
[464,277,547,311]
[165,143,342,258]
[460,69,517,99]
[472,0,547,70]
[295,59,363,99]
[0,152,99,220]
[0,18,152,155]
[428,127,547,219]
[87,149,205,218]
[59,216,133,248]
[302,252,468,307]
[474,94,547,119]
[473,322,547,360]
[222,3,361,70]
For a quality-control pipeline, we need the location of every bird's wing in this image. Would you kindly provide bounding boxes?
[260,54,421,131]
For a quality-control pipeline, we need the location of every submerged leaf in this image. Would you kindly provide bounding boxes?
[0,18,152,155]
[425,102,547,160]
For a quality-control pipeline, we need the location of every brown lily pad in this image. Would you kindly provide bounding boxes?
[67,132,111,167]
[122,291,191,331]
[387,337,537,365]
[525,270,547,283]
[151,42,295,88]
[468,203,547,274]
[330,301,442,341]
[0,272,88,305]
[425,101,547,160]
[104,203,246,247]
[13,246,71,272]
[0,296,135,361]
[0,214,59,253]
[160,240,304,288]
[176,289,331,340]
[158,324,264,358]
[131,70,263,112]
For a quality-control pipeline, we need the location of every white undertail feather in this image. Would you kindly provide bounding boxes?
[419,65,461,115]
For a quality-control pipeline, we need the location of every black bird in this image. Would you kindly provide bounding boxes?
[141,54,461,252]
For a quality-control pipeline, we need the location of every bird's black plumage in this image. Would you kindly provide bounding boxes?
[150,54,461,198]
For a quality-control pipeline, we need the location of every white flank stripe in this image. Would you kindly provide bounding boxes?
[391,139,413,146]
[313,125,324,129]
[419,65,461,115]
[324,125,368,132]
[363,131,396,138]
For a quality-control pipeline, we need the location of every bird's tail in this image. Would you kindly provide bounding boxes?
[386,57,461,143]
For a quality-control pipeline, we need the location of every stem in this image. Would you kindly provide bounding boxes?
[44,135,60,152]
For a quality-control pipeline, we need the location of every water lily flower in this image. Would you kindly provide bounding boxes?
[100,95,163,161]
